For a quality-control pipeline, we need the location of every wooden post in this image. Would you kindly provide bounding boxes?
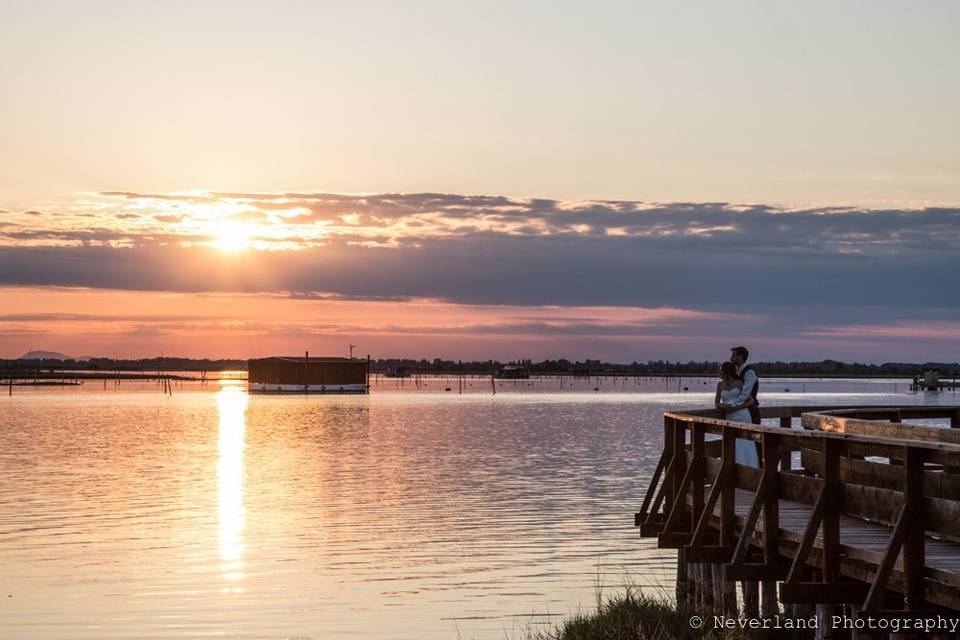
[702,562,715,609]
[687,559,696,604]
[742,580,759,618]
[720,426,737,615]
[903,447,925,611]
[676,548,688,605]
[687,562,701,609]
[664,416,675,516]
[692,423,705,526]
[671,418,687,516]
[815,603,831,640]
[720,428,735,549]
[711,563,722,609]
[779,415,793,470]
[761,432,780,616]
[304,351,309,394]
[822,439,840,584]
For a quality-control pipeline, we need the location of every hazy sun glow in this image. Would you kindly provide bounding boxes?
[215,222,250,252]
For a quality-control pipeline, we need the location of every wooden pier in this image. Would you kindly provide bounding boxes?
[636,405,960,638]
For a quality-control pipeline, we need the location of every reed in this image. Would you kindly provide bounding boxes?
[533,586,775,640]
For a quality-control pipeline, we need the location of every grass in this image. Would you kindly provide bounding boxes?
[531,587,784,640]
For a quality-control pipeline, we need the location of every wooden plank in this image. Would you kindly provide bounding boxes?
[780,582,870,604]
[842,482,902,526]
[684,545,733,562]
[724,562,790,581]
[924,496,960,540]
[804,412,960,445]
[658,531,693,548]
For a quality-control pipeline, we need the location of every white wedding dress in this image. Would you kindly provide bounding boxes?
[720,386,760,467]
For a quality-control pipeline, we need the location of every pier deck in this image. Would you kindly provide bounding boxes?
[636,405,960,626]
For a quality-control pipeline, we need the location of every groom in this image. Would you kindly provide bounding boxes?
[729,346,761,424]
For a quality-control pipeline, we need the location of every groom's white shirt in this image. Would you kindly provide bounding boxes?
[730,363,758,407]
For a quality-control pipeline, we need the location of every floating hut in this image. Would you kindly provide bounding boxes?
[494,365,530,379]
[248,353,369,394]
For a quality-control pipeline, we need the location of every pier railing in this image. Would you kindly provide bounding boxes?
[636,405,960,621]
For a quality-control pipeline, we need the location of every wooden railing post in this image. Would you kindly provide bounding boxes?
[692,422,705,524]
[663,416,675,516]
[762,432,780,561]
[761,432,781,617]
[671,418,687,509]
[822,439,840,584]
[720,427,735,548]
[903,447,925,610]
[778,415,792,470]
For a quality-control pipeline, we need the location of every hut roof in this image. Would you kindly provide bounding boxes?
[248,356,361,364]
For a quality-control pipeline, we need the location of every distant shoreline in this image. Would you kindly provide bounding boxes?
[0,357,960,379]
[0,365,946,382]
[2,355,957,380]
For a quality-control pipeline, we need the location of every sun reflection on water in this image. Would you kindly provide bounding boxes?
[216,383,248,589]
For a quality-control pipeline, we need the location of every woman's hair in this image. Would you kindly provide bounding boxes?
[720,361,741,379]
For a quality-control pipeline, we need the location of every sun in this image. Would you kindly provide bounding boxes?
[214,222,250,252]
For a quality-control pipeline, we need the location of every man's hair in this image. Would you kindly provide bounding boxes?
[731,346,749,361]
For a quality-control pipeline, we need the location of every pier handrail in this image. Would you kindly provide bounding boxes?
[637,404,960,616]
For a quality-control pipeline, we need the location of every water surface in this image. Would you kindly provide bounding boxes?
[1,377,953,639]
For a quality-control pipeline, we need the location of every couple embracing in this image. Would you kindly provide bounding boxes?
[714,346,760,466]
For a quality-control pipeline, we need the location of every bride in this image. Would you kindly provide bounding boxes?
[715,362,760,467]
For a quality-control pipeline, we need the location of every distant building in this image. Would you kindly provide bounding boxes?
[248,355,368,394]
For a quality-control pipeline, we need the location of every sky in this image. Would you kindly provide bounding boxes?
[1,1,959,362]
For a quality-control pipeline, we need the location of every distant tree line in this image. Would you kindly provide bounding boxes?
[1,356,957,378]
[368,358,959,377]
[0,357,247,373]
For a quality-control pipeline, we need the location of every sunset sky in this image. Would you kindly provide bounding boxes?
[2,1,959,361]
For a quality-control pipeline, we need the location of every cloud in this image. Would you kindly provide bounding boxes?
[92,190,960,251]
[0,312,204,323]
[2,190,959,314]
[804,321,960,340]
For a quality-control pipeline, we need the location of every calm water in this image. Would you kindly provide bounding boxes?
[1,377,954,639]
